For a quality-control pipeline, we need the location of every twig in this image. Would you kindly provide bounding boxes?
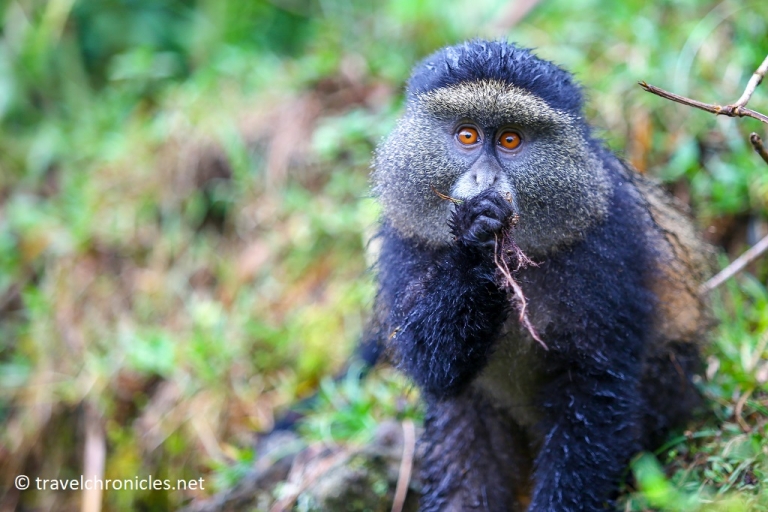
[734,387,754,433]
[641,55,768,292]
[640,53,768,124]
[82,403,106,512]
[734,54,768,107]
[701,232,768,293]
[638,81,768,125]
[491,0,542,32]
[390,419,416,512]
[269,448,348,512]
[751,133,768,165]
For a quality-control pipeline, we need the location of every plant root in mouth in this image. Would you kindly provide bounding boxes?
[494,218,547,350]
[430,185,463,204]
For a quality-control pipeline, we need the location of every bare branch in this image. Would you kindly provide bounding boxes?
[639,53,768,125]
[641,55,768,292]
[491,0,542,32]
[734,387,754,433]
[702,232,768,293]
[638,81,768,124]
[751,132,768,165]
[390,420,416,512]
[734,54,768,107]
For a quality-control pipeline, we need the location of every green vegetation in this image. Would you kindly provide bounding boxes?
[0,0,766,510]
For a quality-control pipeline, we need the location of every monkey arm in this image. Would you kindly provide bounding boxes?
[377,227,508,399]
[529,359,643,511]
[376,191,514,399]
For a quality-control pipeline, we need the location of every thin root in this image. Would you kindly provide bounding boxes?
[494,229,546,350]
[430,185,463,204]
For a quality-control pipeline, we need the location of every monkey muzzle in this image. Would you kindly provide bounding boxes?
[451,157,516,211]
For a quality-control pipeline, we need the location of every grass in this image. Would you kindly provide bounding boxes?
[0,0,767,510]
[622,275,768,510]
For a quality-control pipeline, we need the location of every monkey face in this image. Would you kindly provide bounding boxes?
[373,79,612,256]
[447,122,519,202]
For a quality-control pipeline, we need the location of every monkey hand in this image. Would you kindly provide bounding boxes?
[450,189,515,249]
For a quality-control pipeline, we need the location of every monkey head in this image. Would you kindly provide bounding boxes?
[372,41,612,256]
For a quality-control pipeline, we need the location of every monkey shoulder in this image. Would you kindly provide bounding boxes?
[629,172,715,345]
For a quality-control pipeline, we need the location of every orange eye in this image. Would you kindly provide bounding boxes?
[456,126,480,145]
[498,130,522,150]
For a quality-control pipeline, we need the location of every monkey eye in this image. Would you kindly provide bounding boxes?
[497,130,522,151]
[456,126,480,146]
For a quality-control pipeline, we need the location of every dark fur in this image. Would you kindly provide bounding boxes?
[380,190,514,397]
[407,40,583,119]
[370,41,709,511]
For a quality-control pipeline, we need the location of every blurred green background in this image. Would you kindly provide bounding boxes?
[0,0,767,510]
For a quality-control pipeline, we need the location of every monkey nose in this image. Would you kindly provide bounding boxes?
[473,169,498,189]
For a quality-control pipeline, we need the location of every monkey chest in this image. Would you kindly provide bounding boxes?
[474,325,549,430]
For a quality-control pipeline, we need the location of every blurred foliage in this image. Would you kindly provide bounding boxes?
[298,365,420,445]
[0,0,767,510]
